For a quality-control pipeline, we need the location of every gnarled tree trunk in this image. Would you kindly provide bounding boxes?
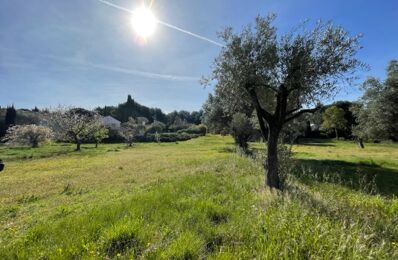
[265,126,281,189]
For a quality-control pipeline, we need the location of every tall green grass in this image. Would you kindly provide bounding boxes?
[0,136,397,258]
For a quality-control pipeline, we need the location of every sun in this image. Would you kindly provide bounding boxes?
[131,7,157,38]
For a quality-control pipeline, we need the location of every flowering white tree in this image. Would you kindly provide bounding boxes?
[50,108,102,151]
[2,124,53,148]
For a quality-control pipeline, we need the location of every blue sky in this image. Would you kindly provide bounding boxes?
[0,0,397,112]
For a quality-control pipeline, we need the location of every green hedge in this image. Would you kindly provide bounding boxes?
[144,132,201,142]
[177,125,207,136]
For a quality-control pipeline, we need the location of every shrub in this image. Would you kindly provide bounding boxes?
[219,128,230,136]
[103,128,125,143]
[168,124,189,132]
[178,124,207,136]
[146,121,166,134]
[230,113,254,150]
[145,132,200,142]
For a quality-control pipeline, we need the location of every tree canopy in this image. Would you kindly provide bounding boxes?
[230,113,254,150]
[352,60,398,141]
[321,106,347,139]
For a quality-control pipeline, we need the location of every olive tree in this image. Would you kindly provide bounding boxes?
[202,94,231,134]
[230,113,254,150]
[206,15,363,189]
[2,124,53,148]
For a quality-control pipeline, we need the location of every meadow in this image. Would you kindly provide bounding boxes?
[0,136,397,259]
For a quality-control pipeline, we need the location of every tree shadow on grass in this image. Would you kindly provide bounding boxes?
[296,138,336,147]
[296,143,336,147]
[293,159,398,197]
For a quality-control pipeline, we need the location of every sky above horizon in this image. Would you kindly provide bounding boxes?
[0,0,397,112]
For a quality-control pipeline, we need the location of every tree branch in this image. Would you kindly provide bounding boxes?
[255,108,268,139]
[247,87,274,123]
[284,106,320,123]
[286,107,301,115]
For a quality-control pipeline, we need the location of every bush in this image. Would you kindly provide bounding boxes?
[219,128,230,136]
[146,121,166,134]
[177,124,207,136]
[144,132,200,142]
[103,128,125,143]
[168,124,189,132]
[230,113,254,150]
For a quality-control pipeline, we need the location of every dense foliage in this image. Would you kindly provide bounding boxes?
[321,106,347,139]
[5,106,17,128]
[202,94,233,134]
[230,113,254,150]
[352,60,398,141]
[96,95,167,124]
[96,95,203,126]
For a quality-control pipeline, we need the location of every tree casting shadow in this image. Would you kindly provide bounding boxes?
[293,159,398,197]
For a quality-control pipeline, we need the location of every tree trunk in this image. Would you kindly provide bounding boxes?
[95,142,98,148]
[32,140,38,148]
[357,138,365,149]
[335,128,338,140]
[265,127,281,189]
[76,142,81,151]
[0,160,4,172]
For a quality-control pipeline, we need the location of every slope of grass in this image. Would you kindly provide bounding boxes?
[0,136,397,258]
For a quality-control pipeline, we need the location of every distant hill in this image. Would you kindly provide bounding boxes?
[95,95,168,124]
[96,95,203,125]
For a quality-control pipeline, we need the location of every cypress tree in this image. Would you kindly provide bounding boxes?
[5,105,17,127]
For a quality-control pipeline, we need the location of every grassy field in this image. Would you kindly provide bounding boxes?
[0,136,397,259]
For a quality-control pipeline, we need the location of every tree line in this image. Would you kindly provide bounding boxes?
[1,106,207,151]
[95,94,202,126]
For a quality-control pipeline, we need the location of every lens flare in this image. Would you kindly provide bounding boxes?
[131,7,157,38]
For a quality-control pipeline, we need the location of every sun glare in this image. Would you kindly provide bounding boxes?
[131,7,157,38]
